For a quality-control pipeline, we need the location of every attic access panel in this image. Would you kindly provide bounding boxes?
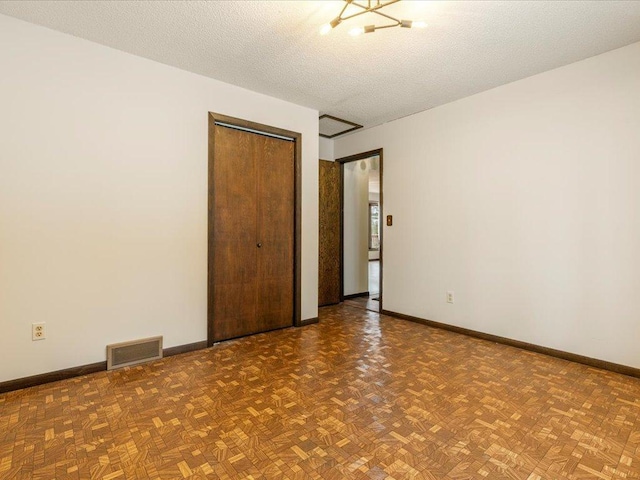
[319,114,363,138]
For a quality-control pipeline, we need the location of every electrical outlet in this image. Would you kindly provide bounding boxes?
[32,322,46,341]
[446,291,454,304]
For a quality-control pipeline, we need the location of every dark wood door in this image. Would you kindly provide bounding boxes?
[255,134,294,331]
[212,125,294,341]
[318,160,341,306]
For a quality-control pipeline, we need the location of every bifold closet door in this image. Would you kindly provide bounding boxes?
[212,125,294,341]
[255,134,294,331]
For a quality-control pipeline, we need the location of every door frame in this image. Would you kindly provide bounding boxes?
[336,148,383,312]
[207,112,302,347]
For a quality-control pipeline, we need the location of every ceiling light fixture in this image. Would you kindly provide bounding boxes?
[320,0,426,36]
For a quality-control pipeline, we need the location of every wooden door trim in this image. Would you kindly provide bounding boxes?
[336,148,384,312]
[208,112,302,347]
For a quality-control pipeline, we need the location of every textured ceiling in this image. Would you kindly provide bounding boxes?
[1,1,640,132]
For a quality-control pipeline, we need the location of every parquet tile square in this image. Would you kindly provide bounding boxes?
[1,305,640,479]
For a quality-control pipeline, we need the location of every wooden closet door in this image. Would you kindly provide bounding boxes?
[256,134,294,330]
[212,125,294,341]
[212,126,258,341]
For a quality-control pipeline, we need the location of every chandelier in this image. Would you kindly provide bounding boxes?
[320,0,426,36]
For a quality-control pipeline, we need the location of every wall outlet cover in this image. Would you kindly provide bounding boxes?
[32,322,46,341]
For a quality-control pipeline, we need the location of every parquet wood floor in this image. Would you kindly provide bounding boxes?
[343,296,380,313]
[1,305,639,479]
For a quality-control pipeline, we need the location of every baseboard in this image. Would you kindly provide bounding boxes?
[300,317,319,326]
[164,341,209,357]
[343,291,370,300]
[381,309,640,379]
[0,361,107,395]
[0,340,210,394]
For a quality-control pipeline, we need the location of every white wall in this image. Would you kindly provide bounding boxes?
[335,41,640,368]
[369,191,380,261]
[0,14,319,382]
[319,137,335,161]
[343,160,370,296]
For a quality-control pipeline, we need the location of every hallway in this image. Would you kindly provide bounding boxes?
[369,260,379,297]
[344,260,380,312]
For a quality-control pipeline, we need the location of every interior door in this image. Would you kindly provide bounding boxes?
[318,160,341,306]
[211,124,294,341]
[255,134,294,331]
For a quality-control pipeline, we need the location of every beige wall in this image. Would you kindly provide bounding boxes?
[369,192,380,261]
[335,42,640,368]
[319,137,335,161]
[343,160,370,296]
[0,14,319,382]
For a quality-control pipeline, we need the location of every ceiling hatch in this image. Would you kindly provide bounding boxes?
[319,114,363,138]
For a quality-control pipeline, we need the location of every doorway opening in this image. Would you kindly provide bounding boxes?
[338,149,383,313]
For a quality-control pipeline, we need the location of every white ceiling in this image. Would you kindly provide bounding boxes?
[1,1,640,133]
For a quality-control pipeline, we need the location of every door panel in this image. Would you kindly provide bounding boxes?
[213,126,260,340]
[213,128,257,242]
[213,282,258,340]
[255,280,292,331]
[318,160,341,306]
[212,241,257,284]
[256,135,294,330]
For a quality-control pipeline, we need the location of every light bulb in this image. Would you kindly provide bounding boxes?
[413,21,427,28]
[320,23,332,35]
[349,26,364,36]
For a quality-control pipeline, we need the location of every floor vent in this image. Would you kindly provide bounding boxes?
[107,336,163,370]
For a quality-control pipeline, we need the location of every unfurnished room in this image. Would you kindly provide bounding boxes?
[1,1,640,479]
